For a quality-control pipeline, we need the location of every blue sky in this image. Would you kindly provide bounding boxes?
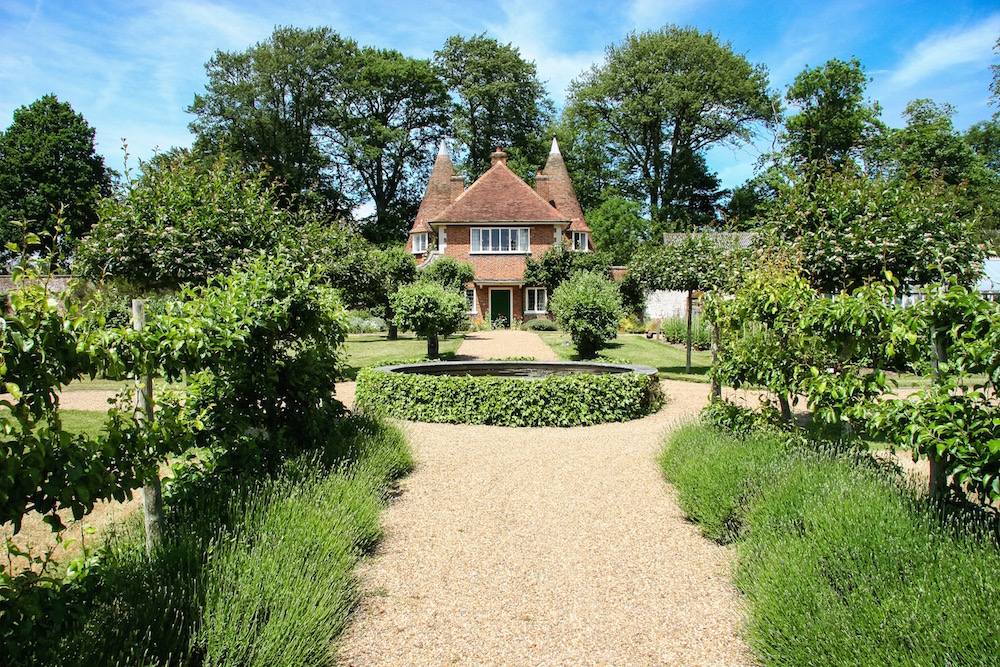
[1,0,998,190]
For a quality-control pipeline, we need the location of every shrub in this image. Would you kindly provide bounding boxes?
[659,314,711,349]
[390,281,467,359]
[549,271,623,358]
[346,310,386,333]
[418,257,474,293]
[660,424,1000,666]
[37,416,411,667]
[524,317,557,331]
[355,367,662,427]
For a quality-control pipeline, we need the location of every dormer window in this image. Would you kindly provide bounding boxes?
[412,232,428,254]
[572,231,589,252]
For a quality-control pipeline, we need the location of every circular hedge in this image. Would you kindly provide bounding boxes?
[354,361,663,427]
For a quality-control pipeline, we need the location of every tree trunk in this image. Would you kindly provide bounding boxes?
[427,332,439,359]
[710,320,721,402]
[685,289,693,374]
[778,394,792,423]
[929,328,949,498]
[388,323,398,340]
[132,299,163,558]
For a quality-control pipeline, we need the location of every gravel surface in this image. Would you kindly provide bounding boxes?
[337,330,754,666]
[454,329,561,361]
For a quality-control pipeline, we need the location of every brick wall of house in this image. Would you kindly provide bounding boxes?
[441,224,559,282]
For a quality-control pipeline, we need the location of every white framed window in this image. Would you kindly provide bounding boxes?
[572,231,589,252]
[412,232,428,253]
[465,288,477,315]
[470,227,530,253]
[525,287,547,313]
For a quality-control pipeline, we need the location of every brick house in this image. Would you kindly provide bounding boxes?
[406,138,592,326]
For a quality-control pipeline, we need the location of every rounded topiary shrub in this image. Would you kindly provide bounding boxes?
[549,271,623,358]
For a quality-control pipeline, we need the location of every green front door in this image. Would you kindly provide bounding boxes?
[490,289,511,328]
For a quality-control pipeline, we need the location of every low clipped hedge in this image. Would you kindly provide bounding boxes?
[355,367,663,427]
[524,317,557,331]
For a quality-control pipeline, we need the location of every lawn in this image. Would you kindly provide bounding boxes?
[340,332,465,380]
[538,331,712,381]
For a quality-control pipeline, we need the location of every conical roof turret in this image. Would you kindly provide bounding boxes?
[538,136,588,232]
[411,140,457,233]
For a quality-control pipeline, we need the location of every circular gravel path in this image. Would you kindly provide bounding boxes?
[337,331,753,666]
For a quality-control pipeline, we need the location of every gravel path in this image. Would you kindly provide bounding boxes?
[337,331,753,666]
[454,329,561,361]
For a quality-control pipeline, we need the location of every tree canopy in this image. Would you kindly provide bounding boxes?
[565,26,777,231]
[189,26,354,213]
[0,94,110,259]
[189,26,449,243]
[324,46,450,243]
[434,33,554,179]
[77,151,289,291]
[782,57,884,170]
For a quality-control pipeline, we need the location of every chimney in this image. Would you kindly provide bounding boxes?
[535,173,550,202]
[450,175,465,201]
[491,149,507,166]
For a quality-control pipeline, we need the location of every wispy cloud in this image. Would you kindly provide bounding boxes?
[626,0,700,29]
[888,15,1000,89]
[488,0,609,104]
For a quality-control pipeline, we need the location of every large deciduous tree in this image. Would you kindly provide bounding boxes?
[782,57,884,170]
[188,26,355,215]
[326,46,450,243]
[565,26,777,231]
[0,94,110,259]
[434,33,554,179]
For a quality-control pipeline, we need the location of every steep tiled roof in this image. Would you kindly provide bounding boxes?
[411,141,456,233]
[433,159,570,223]
[539,137,587,231]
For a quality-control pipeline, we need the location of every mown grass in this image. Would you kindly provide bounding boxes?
[538,331,712,381]
[339,332,465,380]
[660,424,1000,666]
[20,416,412,667]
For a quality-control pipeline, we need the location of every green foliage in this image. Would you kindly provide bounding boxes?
[549,271,623,359]
[356,367,662,427]
[418,256,475,293]
[782,57,884,169]
[0,267,148,534]
[166,254,348,453]
[390,281,467,358]
[661,424,1000,666]
[766,166,985,293]
[565,25,777,227]
[433,33,554,179]
[189,26,356,213]
[522,241,613,296]
[0,94,110,260]
[869,281,1000,503]
[325,45,450,243]
[584,196,650,264]
[77,152,289,291]
[27,416,411,667]
[658,315,712,350]
[629,234,750,294]
[524,317,557,331]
